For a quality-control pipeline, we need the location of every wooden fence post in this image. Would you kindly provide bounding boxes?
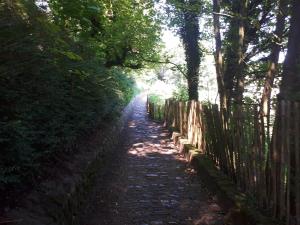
[295,102,300,225]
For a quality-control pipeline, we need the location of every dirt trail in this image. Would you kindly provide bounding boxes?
[80,95,225,225]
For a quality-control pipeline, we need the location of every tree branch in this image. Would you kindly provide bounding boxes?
[212,11,234,18]
[141,57,187,78]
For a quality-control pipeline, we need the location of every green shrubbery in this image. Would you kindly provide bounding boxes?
[172,85,189,101]
[147,94,165,121]
[0,1,137,190]
[148,94,165,106]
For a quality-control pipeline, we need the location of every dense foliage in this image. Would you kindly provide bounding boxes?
[0,0,160,191]
[49,0,161,68]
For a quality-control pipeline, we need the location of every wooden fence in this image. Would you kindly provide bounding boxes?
[146,96,164,121]
[161,98,300,225]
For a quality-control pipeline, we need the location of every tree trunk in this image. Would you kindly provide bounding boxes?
[230,0,248,186]
[260,0,287,116]
[234,0,247,106]
[213,0,226,111]
[273,0,300,222]
[223,0,247,110]
[259,0,287,209]
[213,0,232,174]
[181,0,201,101]
[279,1,300,100]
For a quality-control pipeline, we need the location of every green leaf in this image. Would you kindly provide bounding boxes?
[60,51,83,61]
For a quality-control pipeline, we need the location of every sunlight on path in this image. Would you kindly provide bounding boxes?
[80,95,225,225]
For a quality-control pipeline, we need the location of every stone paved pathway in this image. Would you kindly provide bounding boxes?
[80,95,225,225]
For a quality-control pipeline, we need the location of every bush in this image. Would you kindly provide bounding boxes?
[0,1,136,190]
[172,86,189,101]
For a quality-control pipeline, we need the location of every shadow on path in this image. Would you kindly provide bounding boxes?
[80,95,226,225]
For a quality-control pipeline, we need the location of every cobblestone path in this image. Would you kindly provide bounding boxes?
[80,96,225,225]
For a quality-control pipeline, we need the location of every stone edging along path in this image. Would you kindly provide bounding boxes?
[177,137,282,225]
[4,96,137,225]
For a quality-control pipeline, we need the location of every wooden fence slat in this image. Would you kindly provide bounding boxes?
[272,112,278,217]
[254,106,260,198]
[279,101,286,219]
[295,102,300,225]
[286,101,291,225]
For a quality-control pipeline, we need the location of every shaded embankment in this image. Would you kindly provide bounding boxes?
[3,97,135,225]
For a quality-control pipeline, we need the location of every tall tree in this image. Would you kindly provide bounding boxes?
[279,0,300,100]
[271,1,300,221]
[221,0,249,110]
[214,0,277,109]
[213,0,226,111]
[211,0,290,193]
[180,0,201,100]
[260,0,288,116]
[166,0,202,100]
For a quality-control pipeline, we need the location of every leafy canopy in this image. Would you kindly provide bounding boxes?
[49,0,162,68]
